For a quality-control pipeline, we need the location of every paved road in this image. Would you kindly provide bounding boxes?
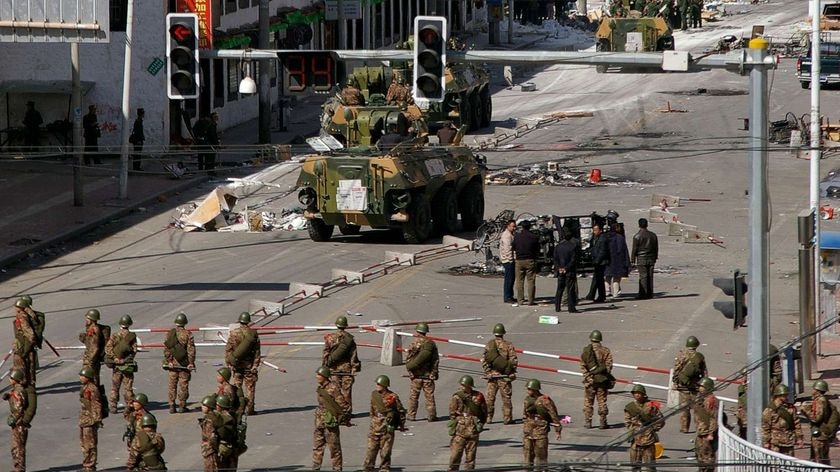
[2,1,838,469]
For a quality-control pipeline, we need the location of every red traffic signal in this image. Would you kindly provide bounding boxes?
[169,23,194,43]
[166,13,200,100]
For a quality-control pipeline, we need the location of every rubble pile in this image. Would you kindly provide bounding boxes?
[485,165,642,187]
[446,258,505,277]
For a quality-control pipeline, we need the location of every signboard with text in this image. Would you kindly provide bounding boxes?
[325,0,362,20]
[176,0,213,49]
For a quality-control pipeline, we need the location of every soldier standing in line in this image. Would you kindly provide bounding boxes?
[163,312,196,413]
[693,378,718,472]
[214,394,239,471]
[80,309,105,386]
[12,300,37,387]
[313,366,351,471]
[323,315,362,413]
[199,395,220,471]
[522,379,562,471]
[126,414,166,471]
[801,380,835,464]
[762,384,803,456]
[624,384,664,472]
[123,393,153,456]
[340,75,366,106]
[580,330,614,429]
[216,367,246,423]
[671,335,707,433]
[363,375,407,472]
[79,367,103,472]
[225,312,261,415]
[405,322,440,422]
[481,323,518,425]
[19,295,45,385]
[448,375,487,471]
[6,369,28,472]
[105,315,137,413]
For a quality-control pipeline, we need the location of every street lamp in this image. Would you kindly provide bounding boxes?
[238,50,257,95]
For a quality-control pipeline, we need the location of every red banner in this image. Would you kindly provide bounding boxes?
[176,0,213,49]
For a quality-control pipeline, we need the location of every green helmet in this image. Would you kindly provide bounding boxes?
[216,394,231,409]
[134,393,149,406]
[376,375,390,387]
[415,322,429,334]
[202,395,217,409]
[738,383,747,395]
[493,323,506,336]
[773,384,790,397]
[685,336,700,348]
[140,413,157,427]
[316,366,331,378]
[459,375,474,388]
[346,74,358,87]
[9,369,25,382]
[14,299,30,309]
[85,309,100,321]
[699,377,714,391]
[174,313,188,326]
[813,380,829,393]
[119,315,133,327]
[526,379,541,391]
[631,384,647,395]
[217,367,232,381]
[238,311,251,324]
[336,315,348,328]
[590,330,603,342]
[19,295,32,305]
[79,367,95,379]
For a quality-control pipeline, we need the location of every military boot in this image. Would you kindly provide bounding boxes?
[179,404,190,413]
[169,404,177,414]
[584,418,592,429]
[599,417,609,430]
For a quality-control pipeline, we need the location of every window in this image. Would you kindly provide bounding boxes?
[227,60,240,102]
[110,0,128,32]
[225,0,237,13]
[239,0,250,8]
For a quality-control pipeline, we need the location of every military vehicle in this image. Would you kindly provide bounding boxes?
[594,14,674,72]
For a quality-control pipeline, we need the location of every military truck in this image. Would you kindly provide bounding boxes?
[594,16,675,72]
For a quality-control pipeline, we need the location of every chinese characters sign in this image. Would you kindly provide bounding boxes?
[176,0,213,49]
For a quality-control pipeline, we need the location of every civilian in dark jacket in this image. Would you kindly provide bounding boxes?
[631,218,659,299]
[512,221,540,306]
[585,224,609,303]
[553,228,580,313]
[605,223,630,298]
[130,108,145,171]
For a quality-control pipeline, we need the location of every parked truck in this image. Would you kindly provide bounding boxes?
[796,41,840,89]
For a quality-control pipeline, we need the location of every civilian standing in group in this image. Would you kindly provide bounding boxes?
[605,223,630,299]
[631,218,659,299]
[553,228,579,313]
[500,220,516,304]
[512,220,540,307]
[585,224,609,303]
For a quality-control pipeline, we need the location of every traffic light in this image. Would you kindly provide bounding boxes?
[413,16,447,103]
[166,13,200,100]
[713,270,748,330]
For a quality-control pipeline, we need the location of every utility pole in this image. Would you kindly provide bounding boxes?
[259,0,271,144]
[508,0,514,44]
[118,0,135,199]
[338,0,347,49]
[809,0,822,379]
[71,43,84,207]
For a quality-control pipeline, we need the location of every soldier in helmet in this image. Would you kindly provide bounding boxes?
[123,393,153,454]
[313,366,351,471]
[736,380,747,439]
[671,335,707,433]
[693,377,718,472]
[224,311,261,415]
[449,375,488,471]
[801,380,833,464]
[163,312,196,413]
[364,374,406,471]
[624,384,664,472]
[214,394,239,470]
[6,369,28,472]
[216,367,246,422]
[385,72,412,106]
[18,296,45,385]
[105,314,137,413]
[580,330,614,429]
[199,395,220,471]
[405,322,440,422]
[79,309,105,385]
[522,378,562,471]
[79,367,103,472]
[482,323,518,424]
[761,384,803,455]
[322,315,361,414]
[340,74,366,106]
[12,299,37,387]
[127,413,166,470]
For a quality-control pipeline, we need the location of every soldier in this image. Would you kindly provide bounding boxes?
[405,322,440,422]
[671,335,707,433]
[693,378,718,472]
[163,312,196,413]
[481,323,518,424]
[224,311,261,415]
[216,367,246,422]
[801,380,835,464]
[79,366,103,472]
[769,344,783,396]
[19,295,45,385]
[214,394,240,471]
[323,315,362,413]
[385,73,412,105]
[522,379,562,471]
[124,393,153,453]
[448,375,487,471]
[736,382,747,439]
[340,74,366,106]
[580,330,614,429]
[80,309,105,385]
[313,366,351,471]
[624,384,664,472]
[6,369,28,472]
[12,299,37,387]
[363,375,407,472]
[761,384,803,456]
[199,395,220,471]
[105,314,137,413]
[127,413,166,470]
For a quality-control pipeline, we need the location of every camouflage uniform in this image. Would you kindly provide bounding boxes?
[580,341,613,427]
[624,397,664,472]
[803,392,831,463]
[218,381,246,423]
[761,399,803,456]
[323,330,361,412]
[340,86,365,106]
[736,386,747,439]
[448,389,487,470]
[363,389,406,471]
[163,326,196,410]
[225,325,261,415]
[79,380,102,471]
[127,429,166,470]
[385,82,412,105]
[522,393,562,470]
[200,410,220,471]
[7,383,28,472]
[12,311,37,387]
[405,335,439,421]
[105,328,137,411]
[482,337,518,424]
[313,379,351,471]
[693,395,718,472]
[214,408,238,470]
[80,323,103,386]
[671,348,707,432]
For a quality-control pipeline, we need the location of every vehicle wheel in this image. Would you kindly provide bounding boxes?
[308,219,334,242]
[339,224,361,236]
[459,93,474,131]
[459,180,485,232]
[596,64,607,74]
[480,88,492,128]
[470,93,483,131]
[801,81,810,89]
[432,186,459,235]
[402,194,432,243]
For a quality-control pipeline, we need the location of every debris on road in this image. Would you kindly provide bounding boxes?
[485,165,642,187]
[172,184,307,232]
[445,259,505,277]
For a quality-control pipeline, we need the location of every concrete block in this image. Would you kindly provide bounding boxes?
[682,229,715,243]
[666,369,680,408]
[648,208,679,224]
[442,235,475,251]
[651,193,681,207]
[250,299,286,317]
[289,282,324,298]
[331,269,365,285]
[667,222,697,236]
[380,327,403,366]
[384,251,416,266]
